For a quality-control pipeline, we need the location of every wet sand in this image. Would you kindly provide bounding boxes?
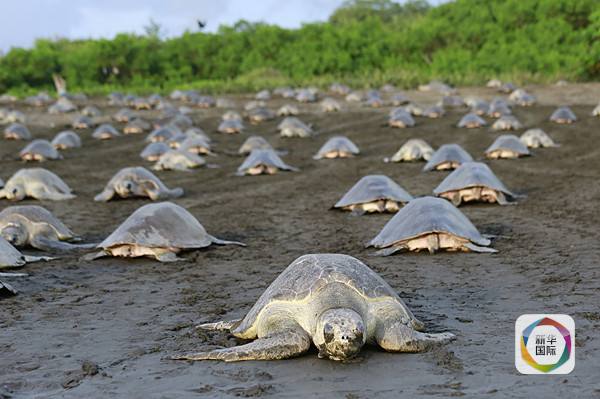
[1,83,599,398]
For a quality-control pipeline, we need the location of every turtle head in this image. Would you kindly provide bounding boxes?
[115,179,138,197]
[315,308,365,361]
[1,223,27,247]
[2,183,25,201]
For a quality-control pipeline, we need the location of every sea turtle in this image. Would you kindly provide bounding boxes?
[487,100,512,118]
[296,89,317,103]
[423,144,473,171]
[498,82,516,93]
[133,97,152,110]
[179,136,213,156]
[520,129,558,148]
[330,83,351,95]
[51,131,81,150]
[195,95,216,108]
[388,139,434,162]
[4,110,26,124]
[166,114,194,131]
[95,167,184,201]
[388,108,415,128]
[147,126,180,143]
[485,135,530,159]
[255,90,271,101]
[403,103,424,116]
[72,115,94,129]
[222,110,243,121]
[470,99,490,116]
[345,92,364,102]
[390,93,410,106]
[509,89,536,106]
[237,149,298,176]
[333,175,413,214]
[216,98,236,108]
[93,124,121,140]
[87,202,244,262]
[48,97,77,114]
[368,196,496,255]
[185,127,211,143]
[25,93,52,107]
[108,92,125,106]
[365,92,384,108]
[418,81,455,95]
[486,79,502,88]
[141,142,171,162]
[218,119,244,134]
[172,253,454,362]
[0,205,91,251]
[313,136,359,159]
[439,95,465,108]
[4,123,31,140]
[320,98,341,112]
[81,105,101,117]
[457,113,486,128]
[244,101,266,111]
[0,236,51,269]
[238,136,276,155]
[247,107,275,124]
[0,169,74,201]
[19,140,63,161]
[491,115,523,131]
[153,150,206,171]
[422,105,445,118]
[113,108,136,123]
[278,117,314,138]
[124,118,151,134]
[433,162,516,206]
[592,103,600,117]
[277,104,299,116]
[550,106,576,124]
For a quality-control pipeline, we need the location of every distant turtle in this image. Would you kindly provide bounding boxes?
[238,136,275,155]
[330,83,351,95]
[167,133,188,149]
[433,162,516,206]
[520,129,558,148]
[195,95,216,108]
[133,97,152,110]
[147,126,179,143]
[390,93,410,106]
[320,98,341,112]
[0,169,74,201]
[498,82,516,93]
[114,108,136,123]
[81,105,101,117]
[509,89,536,106]
[418,81,455,95]
[485,135,530,159]
[345,92,363,102]
[19,139,63,161]
[179,136,213,155]
[296,89,317,103]
[51,131,81,150]
[423,144,473,171]
[141,142,170,162]
[247,107,275,124]
[334,175,413,214]
[107,92,125,106]
[153,150,206,171]
[368,196,496,255]
[365,92,384,108]
[256,90,271,101]
[95,167,184,201]
[388,139,434,162]
[237,149,298,175]
[4,110,26,124]
[166,114,193,131]
[72,115,94,129]
[592,103,600,117]
[4,123,31,140]
[550,106,576,124]
[388,108,415,128]
[487,100,511,118]
[457,113,486,128]
[172,253,453,362]
[422,105,445,118]
[470,99,490,116]
[403,103,424,116]
[439,95,465,108]
[486,79,502,88]
[0,205,91,251]
[185,127,211,143]
[491,115,523,131]
[278,117,314,138]
[124,118,151,134]
[0,236,51,268]
[218,119,244,134]
[313,136,359,159]
[48,97,76,114]
[277,104,299,116]
[244,101,266,111]
[93,124,121,140]
[88,202,244,262]
[222,110,242,121]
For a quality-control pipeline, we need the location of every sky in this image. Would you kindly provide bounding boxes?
[0,0,352,51]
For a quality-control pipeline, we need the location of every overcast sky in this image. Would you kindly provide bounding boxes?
[0,0,356,51]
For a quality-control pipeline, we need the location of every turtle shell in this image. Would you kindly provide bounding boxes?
[433,162,515,198]
[93,124,121,139]
[423,144,473,171]
[0,205,75,240]
[314,136,359,159]
[140,142,170,160]
[48,97,76,114]
[20,140,62,160]
[0,236,26,268]
[99,202,214,250]
[233,253,418,335]
[520,129,557,148]
[388,108,415,127]
[491,115,523,131]
[237,149,297,174]
[238,136,274,155]
[81,105,101,117]
[3,168,72,195]
[485,135,530,156]
[457,113,486,128]
[218,119,244,133]
[4,123,31,140]
[368,197,490,249]
[335,175,413,208]
[390,139,434,162]
[51,131,81,149]
[72,115,93,128]
[550,106,576,123]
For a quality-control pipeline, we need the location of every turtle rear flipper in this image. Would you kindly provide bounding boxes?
[464,242,498,253]
[376,321,455,353]
[210,236,246,247]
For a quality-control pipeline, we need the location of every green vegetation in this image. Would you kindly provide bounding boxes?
[0,0,598,95]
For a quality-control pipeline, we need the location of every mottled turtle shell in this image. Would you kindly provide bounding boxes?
[457,113,486,128]
[334,175,413,208]
[485,135,530,156]
[238,136,274,155]
[345,92,364,102]
[0,236,27,268]
[93,124,121,139]
[140,142,170,160]
[185,127,211,143]
[237,149,298,174]
[20,139,62,160]
[320,97,341,112]
[439,95,465,108]
[550,106,576,123]
[368,197,490,248]
[390,139,434,162]
[99,202,218,250]
[491,115,523,131]
[278,117,313,137]
[313,136,359,159]
[51,131,81,149]
[433,162,515,198]
[388,108,415,127]
[277,104,299,116]
[520,129,557,148]
[232,253,420,335]
[4,123,31,140]
[0,205,76,240]
[423,144,473,171]
[296,89,317,103]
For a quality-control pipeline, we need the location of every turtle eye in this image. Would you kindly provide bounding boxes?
[12,188,17,195]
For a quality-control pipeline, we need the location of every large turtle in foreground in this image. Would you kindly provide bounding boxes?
[0,205,92,252]
[433,162,517,206]
[172,253,454,362]
[368,197,496,255]
[95,167,184,201]
[88,202,245,262]
[485,135,530,159]
[334,175,413,214]
[0,169,74,201]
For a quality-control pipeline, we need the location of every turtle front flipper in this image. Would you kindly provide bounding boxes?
[94,188,115,202]
[376,321,455,353]
[464,242,498,253]
[0,272,29,277]
[210,235,246,247]
[171,328,310,362]
[23,255,55,263]
[30,236,94,253]
[196,319,242,331]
